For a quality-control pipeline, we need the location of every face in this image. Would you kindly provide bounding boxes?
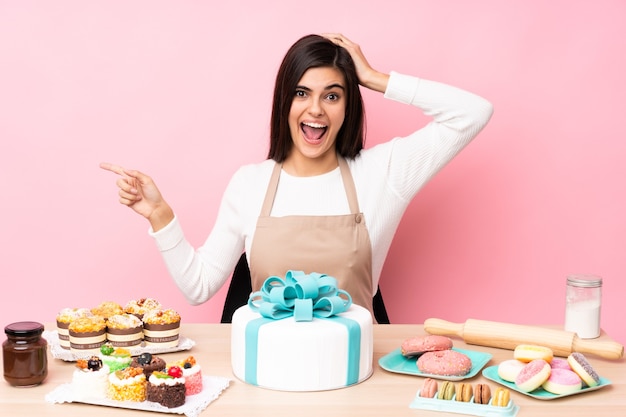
[286,66,346,174]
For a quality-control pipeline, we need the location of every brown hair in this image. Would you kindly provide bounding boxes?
[267,34,365,162]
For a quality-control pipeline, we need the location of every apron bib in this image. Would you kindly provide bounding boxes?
[249,157,375,317]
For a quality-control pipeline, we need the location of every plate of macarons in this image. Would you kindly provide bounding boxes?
[482,344,612,400]
[379,335,492,381]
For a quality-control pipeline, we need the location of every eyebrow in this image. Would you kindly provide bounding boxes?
[296,83,345,92]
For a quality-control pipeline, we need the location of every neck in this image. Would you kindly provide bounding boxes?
[282,153,338,177]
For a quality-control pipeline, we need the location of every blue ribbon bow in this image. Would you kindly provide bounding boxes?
[248,270,352,321]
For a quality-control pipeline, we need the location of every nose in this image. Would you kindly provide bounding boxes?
[307,97,324,117]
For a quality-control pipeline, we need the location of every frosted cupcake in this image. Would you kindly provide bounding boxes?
[99,343,132,372]
[147,366,186,408]
[124,298,162,320]
[56,308,93,350]
[107,367,147,402]
[106,313,143,347]
[71,356,110,400]
[143,309,181,348]
[68,316,107,355]
[173,356,203,395]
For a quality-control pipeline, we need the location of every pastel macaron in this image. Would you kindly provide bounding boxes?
[417,350,472,376]
[492,387,511,407]
[567,352,601,387]
[542,368,582,395]
[455,382,473,402]
[497,359,526,383]
[515,359,552,392]
[474,383,491,404]
[401,335,453,357]
[420,378,438,398]
[514,344,554,363]
[437,381,456,400]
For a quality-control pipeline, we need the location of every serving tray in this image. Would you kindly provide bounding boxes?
[410,389,519,417]
[45,375,230,417]
[482,366,612,400]
[379,347,492,381]
[44,330,195,361]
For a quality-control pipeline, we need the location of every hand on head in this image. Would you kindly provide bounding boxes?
[99,162,174,231]
[320,33,389,93]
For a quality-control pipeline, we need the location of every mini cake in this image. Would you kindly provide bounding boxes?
[100,344,132,372]
[71,356,110,400]
[107,367,147,402]
[125,298,162,320]
[91,301,124,320]
[147,366,186,408]
[56,308,93,350]
[130,352,166,378]
[68,316,107,354]
[143,309,181,348]
[173,356,203,395]
[106,313,143,347]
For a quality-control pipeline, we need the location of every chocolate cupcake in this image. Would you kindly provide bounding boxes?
[130,353,166,378]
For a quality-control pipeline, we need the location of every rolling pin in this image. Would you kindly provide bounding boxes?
[424,318,624,360]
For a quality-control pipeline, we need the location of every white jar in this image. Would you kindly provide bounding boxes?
[564,274,602,339]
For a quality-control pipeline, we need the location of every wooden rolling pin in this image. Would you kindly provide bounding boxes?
[424,318,624,360]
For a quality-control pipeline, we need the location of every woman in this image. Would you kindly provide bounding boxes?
[101,33,493,319]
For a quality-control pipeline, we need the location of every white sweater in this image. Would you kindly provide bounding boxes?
[150,71,494,305]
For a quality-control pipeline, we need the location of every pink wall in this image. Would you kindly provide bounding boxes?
[2,2,625,345]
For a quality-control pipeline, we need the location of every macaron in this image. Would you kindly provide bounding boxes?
[542,368,582,395]
[567,352,601,387]
[455,382,473,402]
[417,350,472,376]
[497,359,526,382]
[401,335,453,357]
[437,381,455,400]
[514,344,554,363]
[474,383,491,404]
[515,359,551,392]
[420,378,438,398]
[492,387,511,407]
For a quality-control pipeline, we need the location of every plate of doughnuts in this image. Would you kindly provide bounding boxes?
[379,347,492,381]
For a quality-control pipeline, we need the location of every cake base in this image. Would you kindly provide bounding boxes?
[231,304,373,391]
[147,380,186,408]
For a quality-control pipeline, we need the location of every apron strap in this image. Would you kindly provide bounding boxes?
[260,156,361,217]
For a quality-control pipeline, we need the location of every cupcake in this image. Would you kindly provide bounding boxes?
[143,309,181,348]
[99,343,132,372]
[130,352,166,378]
[56,308,93,350]
[68,316,107,355]
[173,356,203,395]
[106,313,143,347]
[125,298,162,320]
[147,365,186,408]
[107,367,147,402]
[71,356,110,400]
[91,301,124,320]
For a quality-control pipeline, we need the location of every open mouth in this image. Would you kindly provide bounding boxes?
[301,122,327,143]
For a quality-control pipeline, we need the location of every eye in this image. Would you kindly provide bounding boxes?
[326,92,341,102]
[295,89,307,98]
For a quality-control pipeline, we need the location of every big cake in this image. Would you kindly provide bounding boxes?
[231,271,373,391]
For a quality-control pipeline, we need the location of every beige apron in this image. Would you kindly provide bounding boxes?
[249,157,375,317]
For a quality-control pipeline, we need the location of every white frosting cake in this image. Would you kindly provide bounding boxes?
[71,364,110,400]
[231,304,373,391]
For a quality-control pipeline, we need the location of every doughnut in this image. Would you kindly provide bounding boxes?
[515,359,551,392]
[497,359,526,382]
[492,387,511,407]
[567,352,601,387]
[437,381,455,400]
[474,383,491,404]
[401,335,453,357]
[420,378,438,398]
[550,358,572,370]
[417,350,472,376]
[513,344,554,363]
[542,368,582,395]
[455,382,473,402]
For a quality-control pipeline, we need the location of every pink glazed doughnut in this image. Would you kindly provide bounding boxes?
[401,335,453,357]
[417,350,472,376]
[550,358,571,370]
[542,368,582,395]
[515,359,551,392]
